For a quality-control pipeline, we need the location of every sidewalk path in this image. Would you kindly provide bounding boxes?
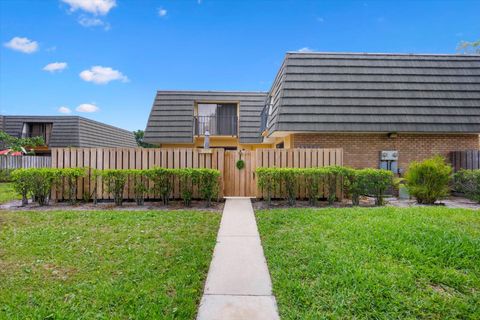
[197,198,280,320]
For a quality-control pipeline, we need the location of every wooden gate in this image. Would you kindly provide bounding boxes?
[224,150,256,197]
[223,148,343,198]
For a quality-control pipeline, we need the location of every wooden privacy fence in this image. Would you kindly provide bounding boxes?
[51,148,224,201]
[50,147,343,200]
[450,150,480,171]
[224,148,343,197]
[254,148,343,199]
[0,155,51,170]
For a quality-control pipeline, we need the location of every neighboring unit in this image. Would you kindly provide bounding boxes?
[144,52,480,171]
[0,115,137,151]
[144,91,268,150]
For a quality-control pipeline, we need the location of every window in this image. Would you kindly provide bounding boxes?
[195,103,238,136]
[21,122,52,145]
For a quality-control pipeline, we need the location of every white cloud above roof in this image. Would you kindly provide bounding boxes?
[61,0,116,15]
[58,106,72,114]
[43,62,68,72]
[298,47,314,53]
[76,103,99,113]
[79,66,128,84]
[158,8,167,17]
[4,37,39,54]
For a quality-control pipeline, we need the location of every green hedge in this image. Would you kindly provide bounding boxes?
[256,166,393,207]
[11,167,221,207]
[404,156,452,204]
[454,169,480,203]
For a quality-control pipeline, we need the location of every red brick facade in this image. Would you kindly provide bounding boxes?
[292,133,480,170]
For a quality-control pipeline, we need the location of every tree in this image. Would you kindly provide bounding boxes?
[457,40,480,54]
[0,131,45,153]
[133,130,155,148]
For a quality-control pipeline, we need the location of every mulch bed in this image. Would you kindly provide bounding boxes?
[0,199,224,212]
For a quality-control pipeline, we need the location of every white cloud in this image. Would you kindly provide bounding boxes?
[298,47,314,53]
[58,106,72,114]
[158,8,167,17]
[79,16,102,26]
[61,0,116,15]
[76,103,99,113]
[43,62,68,72]
[46,46,57,52]
[4,37,39,54]
[79,66,128,84]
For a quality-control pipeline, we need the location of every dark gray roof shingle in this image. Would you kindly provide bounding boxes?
[0,115,137,148]
[144,90,267,144]
[267,52,480,134]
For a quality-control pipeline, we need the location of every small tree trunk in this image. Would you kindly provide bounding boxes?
[21,192,28,206]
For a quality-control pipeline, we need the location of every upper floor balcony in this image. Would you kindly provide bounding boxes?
[194,115,238,136]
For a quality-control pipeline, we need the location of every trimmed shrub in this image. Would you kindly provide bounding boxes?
[28,168,61,206]
[360,168,393,206]
[10,169,32,206]
[454,169,480,203]
[343,167,362,206]
[302,168,327,206]
[0,169,13,182]
[405,156,452,204]
[128,169,149,205]
[277,168,299,206]
[147,167,175,205]
[59,168,86,204]
[177,168,201,207]
[325,166,347,205]
[96,169,128,206]
[198,169,220,207]
[256,168,280,207]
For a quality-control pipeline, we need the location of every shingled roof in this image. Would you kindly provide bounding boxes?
[1,115,137,148]
[144,91,267,144]
[266,52,480,135]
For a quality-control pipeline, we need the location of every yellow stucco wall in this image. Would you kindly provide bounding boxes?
[160,136,273,150]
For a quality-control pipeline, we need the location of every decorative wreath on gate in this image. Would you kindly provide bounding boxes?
[236,159,245,170]
[236,150,245,170]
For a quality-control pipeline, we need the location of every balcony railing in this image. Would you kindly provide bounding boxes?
[194,115,238,136]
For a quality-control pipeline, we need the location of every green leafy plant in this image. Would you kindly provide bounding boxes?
[198,169,220,207]
[236,159,245,170]
[97,169,128,206]
[27,168,61,206]
[128,169,150,205]
[454,169,480,203]
[343,167,363,206]
[277,168,299,206]
[178,168,201,207]
[360,168,393,206]
[256,168,280,207]
[59,168,86,204]
[147,167,175,205]
[10,169,32,206]
[0,130,45,152]
[0,169,13,182]
[405,156,452,204]
[324,166,347,205]
[302,168,327,206]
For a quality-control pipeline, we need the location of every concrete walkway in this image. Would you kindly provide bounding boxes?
[197,198,280,320]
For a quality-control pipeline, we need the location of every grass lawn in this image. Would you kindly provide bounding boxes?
[0,183,20,204]
[257,207,480,319]
[0,210,220,319]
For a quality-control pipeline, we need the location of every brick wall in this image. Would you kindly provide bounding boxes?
[292,133,480,170]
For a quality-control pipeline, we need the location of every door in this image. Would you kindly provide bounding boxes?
[223,150,256,197]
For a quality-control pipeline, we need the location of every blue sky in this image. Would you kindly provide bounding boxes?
[1,0,479,131]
